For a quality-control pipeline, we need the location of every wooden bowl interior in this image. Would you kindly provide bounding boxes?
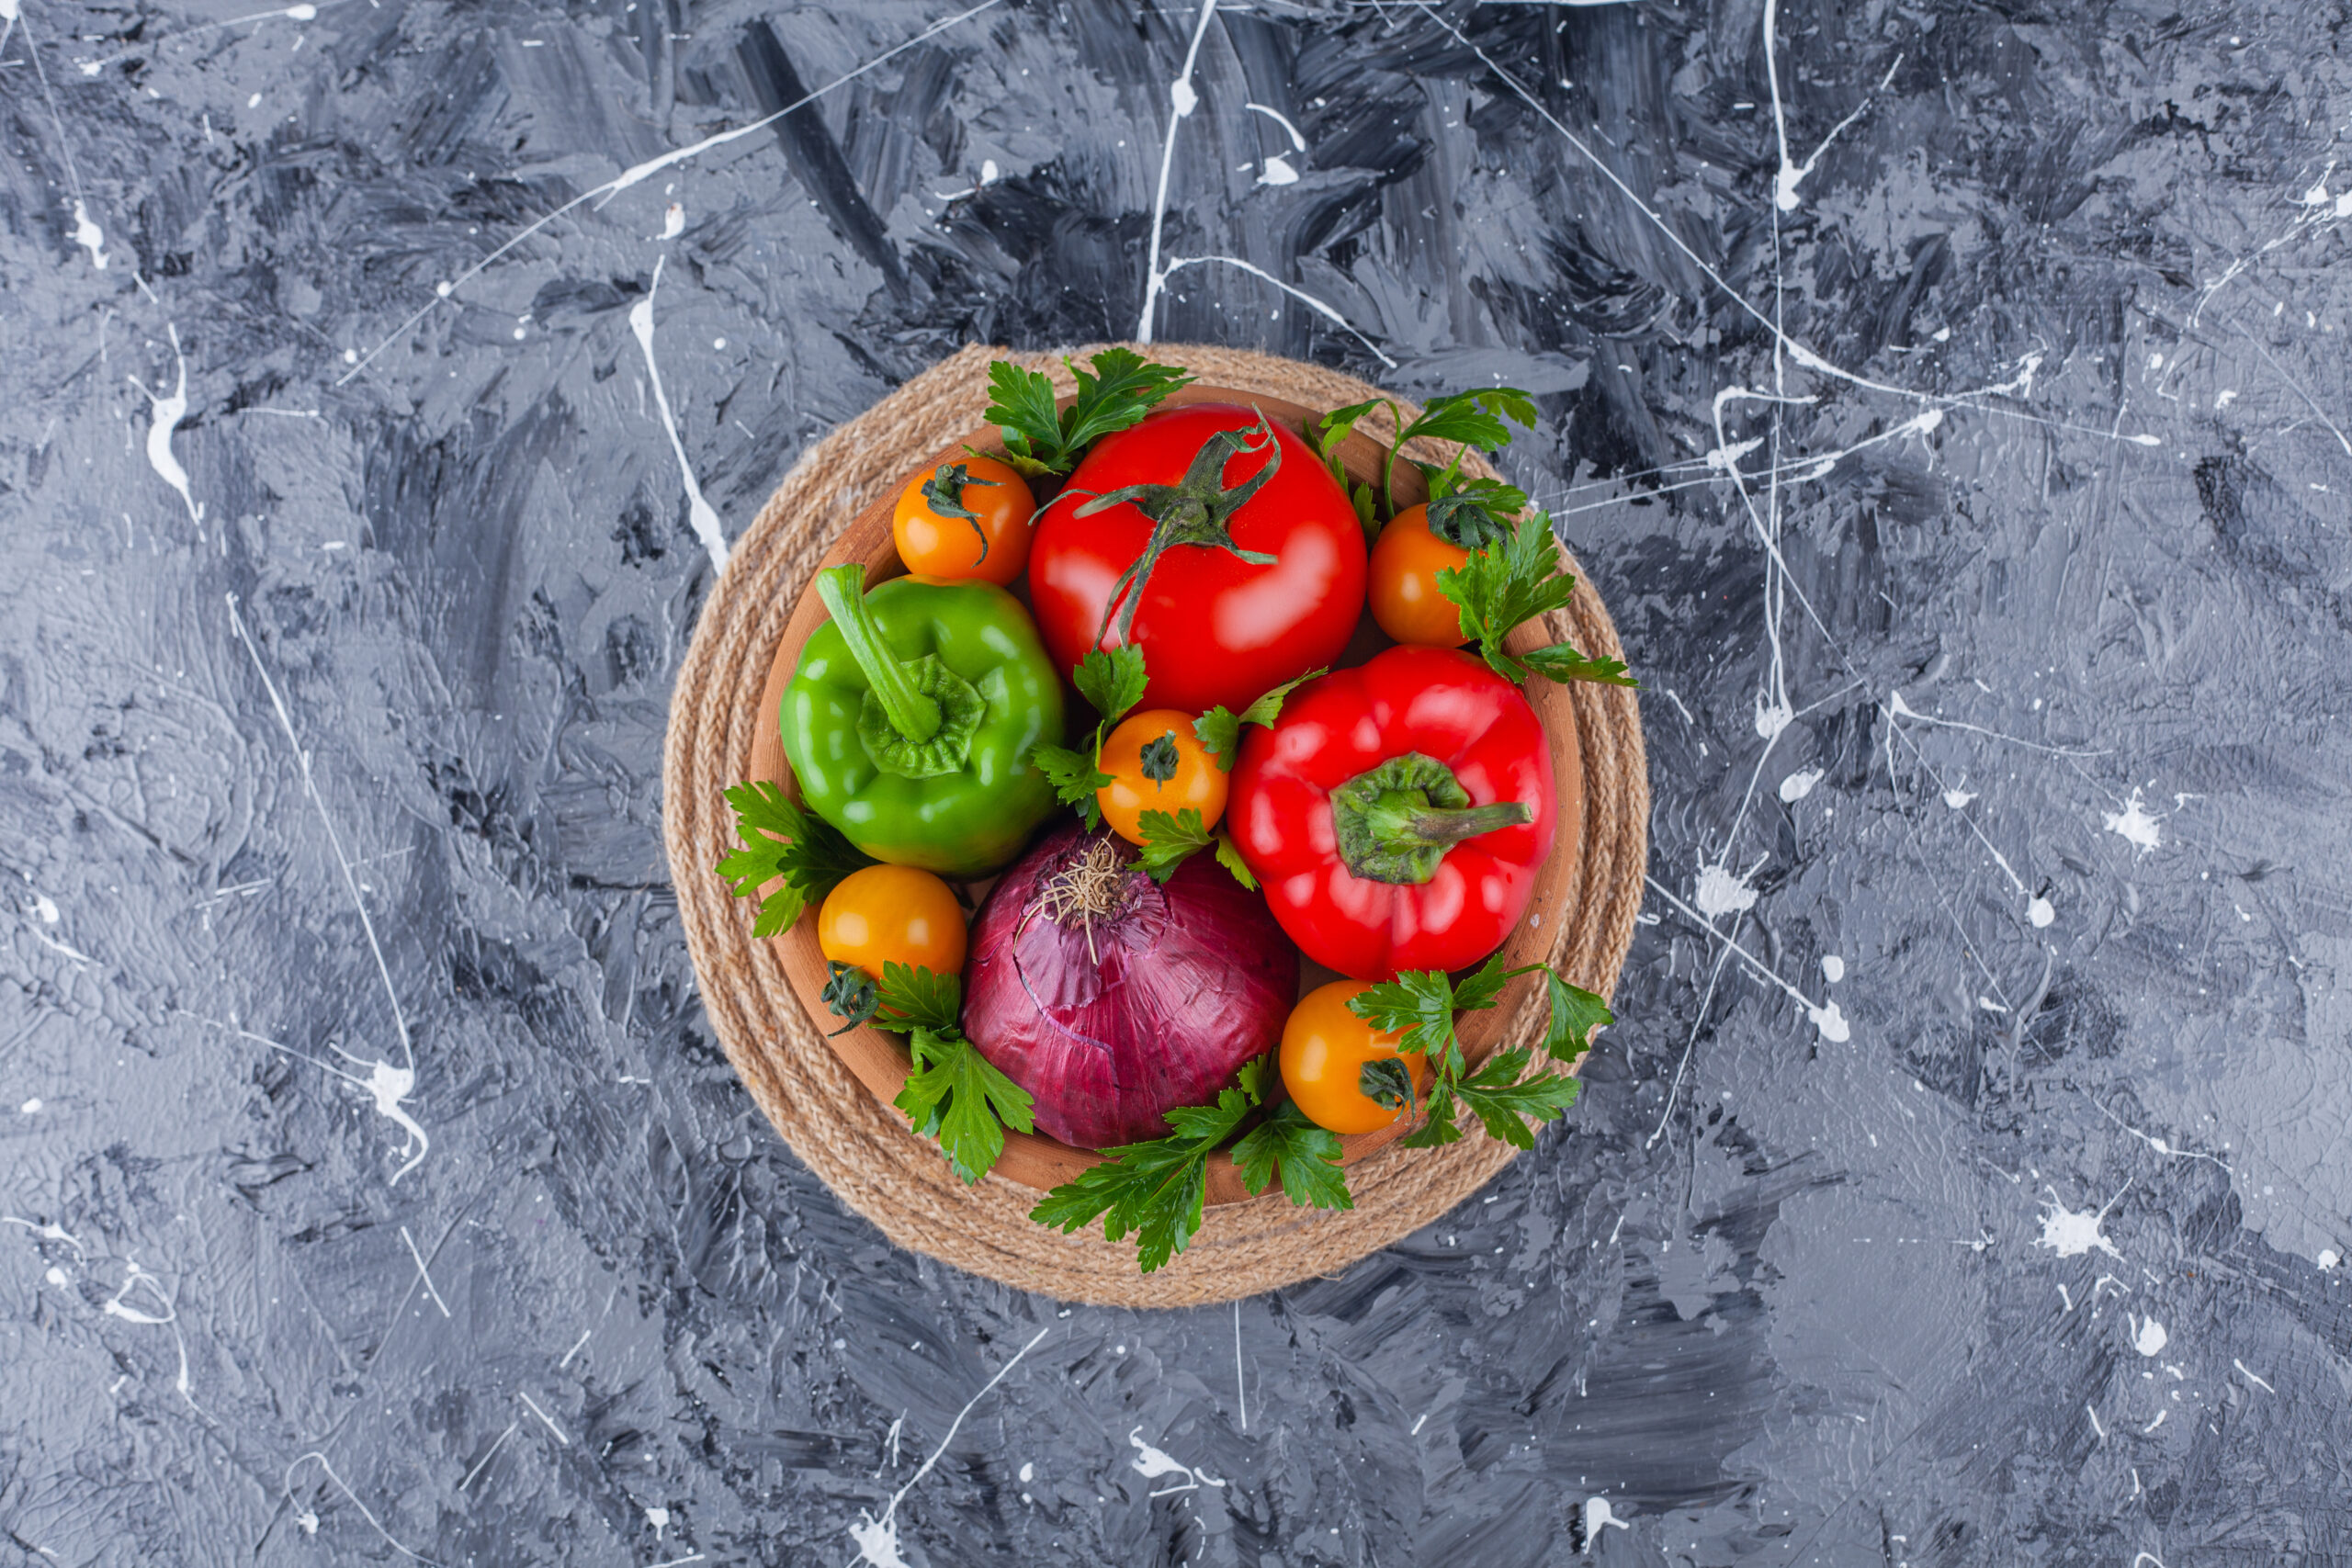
[743,384,1585,1202]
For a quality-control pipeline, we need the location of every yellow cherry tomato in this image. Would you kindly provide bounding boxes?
[1367,503,1471,648]
[818,864,967,980]
[1279,980,1430,1134]
[1095,707,1227,846]
[891,455,1036,585]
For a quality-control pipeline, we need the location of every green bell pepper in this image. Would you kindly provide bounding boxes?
[779,565,1066,877]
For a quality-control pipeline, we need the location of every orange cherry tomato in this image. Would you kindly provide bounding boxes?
[818,864,967,980]
[1095,707,1227,846]
[1279,980,1430,1134]
[1367,503,1470,648]
[891,455,1036,585]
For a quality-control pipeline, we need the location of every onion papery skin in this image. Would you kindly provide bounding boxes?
[962,823,1299,1148]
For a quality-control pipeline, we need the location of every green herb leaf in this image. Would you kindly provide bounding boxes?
[1073,645,1149,726]
[1028,1082,1256,1272]
[1212,827,1258,891]
[1397,388,1538,452]
[1436,511,1619,686]
[1134,807,1214,883]
[1450,952,1516,1017]
[1518,642,1638,687]
[1348,969,1465,1077]
[1232,1100,1353,1211]
[1359,1056,1418,1116]
[820,961,879,1035]
[873,962,962,1036]
[1195,667,1326,772]
[1543,974,1614,1063]
[1316,399,1381,461]
[978,351,1193,476]
[1450,1046,1580,1148]
[715,781,876,938]
[1060,347,1195,453]
[1031,743,1111,830]
[894,1027,1035,1183]
[1236,1054,1271,1103]
[1193,706,1240,770]
[1137,731,1181,784]
[978,360,1069,476]
[1397,1083,1463,1147]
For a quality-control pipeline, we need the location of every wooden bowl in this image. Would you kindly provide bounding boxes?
[743,385,1585,1204]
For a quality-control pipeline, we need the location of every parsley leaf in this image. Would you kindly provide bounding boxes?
[1423,475,1528,552]
[1194,667,1326,772]
[1450,1046,1580,1148]
[716,781,876,937]
[1232,1100,1352,1211]
[1073,645,1148,727]
[894,1027,1035,1183]
[1383,388,1537,516]
[1028,1083,1256,1272]
[821,961,878,1035]
[1435,511,1637,689]
[1134,807,1214,883]
[871,962,962,1035]
[1348,968,1467,1077]
[1543,973,1614,1064]
[1212,827,1258,891]
[1354,958,1593,1151]
[1033,742,1112,829]
[978,350,1193,476]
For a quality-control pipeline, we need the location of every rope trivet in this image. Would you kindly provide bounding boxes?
[662,343,1647,1307]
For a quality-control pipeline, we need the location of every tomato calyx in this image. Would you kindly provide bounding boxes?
[1072,412,1284,645]
[1359,1055,1419,1117]
[821,959,880,1035]
[919,462,1001,559]
[1329,752,1533,886]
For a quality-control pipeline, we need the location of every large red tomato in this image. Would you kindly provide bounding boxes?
[1027,403,1367,716]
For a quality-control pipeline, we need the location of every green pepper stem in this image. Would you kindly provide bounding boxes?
[815,565,940,742]
[1329,750,1532,885]
[1372,797,1532,847]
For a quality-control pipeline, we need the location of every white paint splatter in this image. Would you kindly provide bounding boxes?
[1582,1495,1631,1550]
[29,894,59,924]
[646,1506,670,1539]
[129,325,202,528]
[1243,100,1306,150]
[284,1454,438,1563]
[1942,787,1977,809]
[848,1326,1048,1567]
[45,1266,69,1287]
[1692,858,1760,919]
[1256,153,1298,186]
[2129,1314,2168,1357]
[1017,1462,1034,1483]
[72,199,107,269]
[20,1098,41,1114]
[2233,1359,2273,1393]
[628,255,728,572]
[2103,788,2163,853]
[517,1388,569,1445]
[2318,1248,2340,1271]
[1779,766,1823,803]
[1820,955,1844,983]
[1753,691,1793,741]
[1807,998,1850,1043]
[1138,0,1216,343]
[1158,254,1396,367]
[342,0,1004,384]
[659,202,684,240]
[980,157,1000,185]
[2028,895,2055,928]
[401,1224,450,1317]
[1129,1428,1227,1497]
[2037,1187,2123,1259]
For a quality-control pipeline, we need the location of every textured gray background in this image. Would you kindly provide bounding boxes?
[4,0,2349,1563]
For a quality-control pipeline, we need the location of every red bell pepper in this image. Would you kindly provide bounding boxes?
[1228,645,1555,979]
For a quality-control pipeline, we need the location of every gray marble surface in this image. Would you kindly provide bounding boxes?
[5,0,2350,1562]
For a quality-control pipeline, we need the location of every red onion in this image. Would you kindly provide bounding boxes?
[962,823,1298,1148]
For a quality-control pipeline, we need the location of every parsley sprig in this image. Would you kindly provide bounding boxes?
[1436,512,1636,689]
[865,963,1035,1185]
[1315,389,1539,534]
[1191,666,1325,773]
[1031,1057,1350,1272]
[978,349,1194,477]
[1030,645,1148,831]
[716,782,876,936]
[1348,954,1612,1149]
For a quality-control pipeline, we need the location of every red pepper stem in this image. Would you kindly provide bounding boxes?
[815,565,941,742]
[1330,751,1531,886]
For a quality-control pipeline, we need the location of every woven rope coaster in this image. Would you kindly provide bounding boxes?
[662,343,1648,1307]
